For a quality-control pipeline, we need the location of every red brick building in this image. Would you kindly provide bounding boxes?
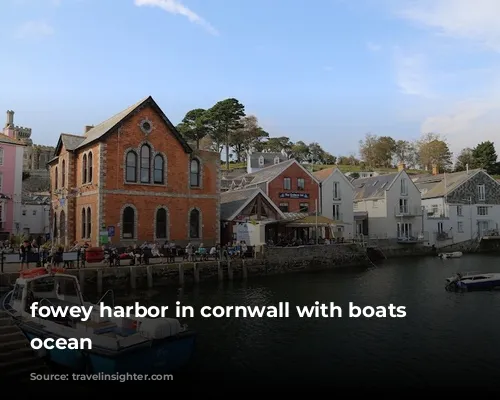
[229,159,320,214]
[48,96,220,247]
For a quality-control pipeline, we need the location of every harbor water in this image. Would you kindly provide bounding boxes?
[115,254,500,387]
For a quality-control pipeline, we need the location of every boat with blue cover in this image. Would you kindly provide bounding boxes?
[0,267,196,374]
[445,271,500,292]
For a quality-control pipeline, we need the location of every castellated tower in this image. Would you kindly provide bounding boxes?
[4,110,55,192]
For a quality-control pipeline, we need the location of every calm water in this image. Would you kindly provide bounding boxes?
[118,254,500,387]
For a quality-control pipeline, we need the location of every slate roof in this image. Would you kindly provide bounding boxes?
[249,152,288,169]
[235,158,297,186]
[352,173,399,200]
[220,187,261,220]
[412,169,482,199]
[22,194,50,205]
[61,134,85,151]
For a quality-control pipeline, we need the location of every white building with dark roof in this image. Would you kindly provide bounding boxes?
[246,151,288,174]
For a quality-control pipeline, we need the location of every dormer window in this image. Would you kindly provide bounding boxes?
[258,156,264,166]
[274,156,280,165]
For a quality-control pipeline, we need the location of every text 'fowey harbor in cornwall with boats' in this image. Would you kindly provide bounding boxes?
[3,0,500,384]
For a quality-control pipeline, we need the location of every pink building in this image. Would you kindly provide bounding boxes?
[1,111,26,237]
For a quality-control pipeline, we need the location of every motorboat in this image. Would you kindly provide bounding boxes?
[0,267,196,374]
[445,271,500,292]
[438,251,463,259]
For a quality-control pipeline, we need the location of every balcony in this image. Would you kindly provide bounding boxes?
[435,231,453,241]
[427,208,448,219]
[332,212,343,222]
[397,231,429,244]
[394,205,423,217]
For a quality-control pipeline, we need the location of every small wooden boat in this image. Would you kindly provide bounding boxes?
[438,251,463,259]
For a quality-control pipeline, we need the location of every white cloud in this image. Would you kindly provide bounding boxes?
[398,0,500,51]
[366,41,381,52]
[15,20,54,39]
[393,49,433,97]
[134,0,218,36]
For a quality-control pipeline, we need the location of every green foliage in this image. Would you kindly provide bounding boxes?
[176,108,209,149]
[471,141,499,174]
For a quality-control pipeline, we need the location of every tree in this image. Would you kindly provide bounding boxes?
[471,141,499,174]
[416,133,452,171]
[205,98,246,170]
[454,148,474,172]
[373,136,396,167]
[176,108,209,149]
[307,142,325,163]
[359,133,379,167]
[291,141,309,162]
[261,136,293,153]
[230,115,269,162]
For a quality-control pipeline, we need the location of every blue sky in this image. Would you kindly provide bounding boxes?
[2,0,500,159]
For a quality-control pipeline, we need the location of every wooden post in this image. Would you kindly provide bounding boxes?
[129,266,137,290]
[218,261,223,281]
[147,265,153,288]
[178,263,184,286]
[228,261,233,281]
[242,260,248,280]
[193,263,200,283]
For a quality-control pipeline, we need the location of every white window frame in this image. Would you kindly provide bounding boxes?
[477,206,488,216]
[399,198,409,214]
[333,182,340,200]
[400,178,408,195]
[457,221,464,232]
[456,205,463,216]
[333,204,341,220]
[258,156,264,166]
[0,173,3,193]
[478,184,485,201]
[0,148,4,166]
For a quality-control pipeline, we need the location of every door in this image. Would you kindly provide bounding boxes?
[397,222,412,238]
[478,221,489,237]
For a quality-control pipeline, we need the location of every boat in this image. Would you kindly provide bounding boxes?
[445,271,500,292]
[0,267,196,374]
[438,251,463,259]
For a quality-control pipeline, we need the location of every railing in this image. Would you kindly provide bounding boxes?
[435,231,453,241]
[426,208,448,219]
[397,231,429,243]
[394,205,423,217]
[0,249,83,273]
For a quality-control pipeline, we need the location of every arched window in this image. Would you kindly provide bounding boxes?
[88,152,93,183]
[156,208,168,239]
[81,208,86,238]
[60,210,66,239]
[126,151,137,182]
[82,154,87,184]
[153,155,164,184]
[53,212,58,238]
[189,209,200,239]
[87,207,92,239]
[190,159,200,187]
[122,206,135,239]
[54,166,58,190]
[62,160,66,187]
[140,145,151,183]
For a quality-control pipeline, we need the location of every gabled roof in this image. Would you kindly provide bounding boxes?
[313,167,354,189]
[249,152,288,169]
[412,169,482,199]
[63,96,192,153]
[235,158,319,187]
[352,173,399,200]
[220,187,285,221]
[54,133,85,155]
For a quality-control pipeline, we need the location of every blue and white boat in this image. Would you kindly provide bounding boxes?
[445,271,500,292]
[1,267,196,374]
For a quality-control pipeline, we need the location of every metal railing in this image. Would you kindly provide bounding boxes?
[426,208,448,218]
[394,205,423,217]
[435,231,453,241]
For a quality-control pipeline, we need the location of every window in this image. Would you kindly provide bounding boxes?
[86,207,92,239]
[333,204,341,220]
[81,208,86,238]
[477,206,488,216]
[190,159,200,187]
[400,178,408,195]
[372,200,378,208]
[437,222,444,233]
[431,205,438,215]
[88,152,93,183]
[126,151,137,182]
[333,182,340,199]
[353,202,358,210]
[140,145,151,183]
[0,173,3,192]
[297,178,305,190]
[0,148,3,166]
[397,222,412,238]
[62,160,66,187]
[457,221,464,232]
[279,202,289,212]
[54,167,58,189]
[299,203,309,212]
[60,210,66,238]
[53,213,58,238]
[189,209,200,238]
[283,177,291,190]
[457,205,463,216]
[156,208,168,239]
[122,206,135,239]
[32,210,36,216]
[399,198,408,214]
[478,184,485,201]
[82,154,87,184]
[274,156,280,165]
[154,155,164,184]
[22,210,26,216]
[258,156,264,166]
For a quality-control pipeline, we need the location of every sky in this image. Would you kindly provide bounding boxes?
[2,0,500,160]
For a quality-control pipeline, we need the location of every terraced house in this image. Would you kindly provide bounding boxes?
[48,96,220,247]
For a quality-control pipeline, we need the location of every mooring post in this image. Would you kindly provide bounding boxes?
[97,269,103,294]
[218,261,223,281]
[193,263,200,283]
[228,261,233,281]
[129,266,137,290]
[242,260,248,280]
[147,265,153,288]
[178,263,184,285]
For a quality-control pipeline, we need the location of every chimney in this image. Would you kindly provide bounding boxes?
[5,110,14,127]
[432,164,439,175]
[397,162,406,172]
[84,125,94,134]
